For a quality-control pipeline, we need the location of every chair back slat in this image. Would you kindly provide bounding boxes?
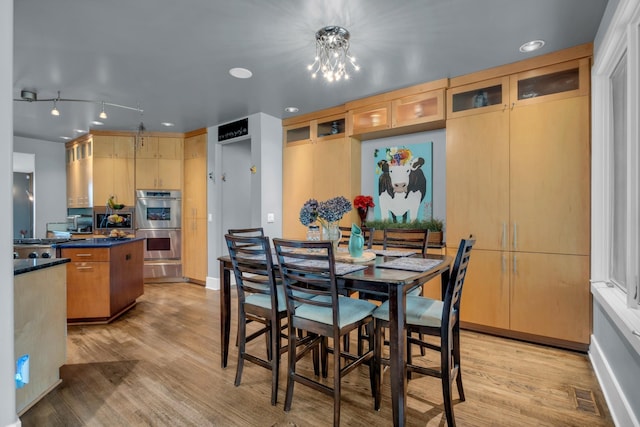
[383,228,430,255]
[228,227,265,237]
[442,238,475,331]
[273,239,339,320]
[225,234,278,304]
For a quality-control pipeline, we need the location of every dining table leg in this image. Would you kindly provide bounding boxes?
[220,260,231,368]
[388,284,407,427]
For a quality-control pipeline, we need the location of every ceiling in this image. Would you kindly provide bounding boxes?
[13,0,608,143]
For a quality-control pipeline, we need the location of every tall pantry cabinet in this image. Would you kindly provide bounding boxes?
[282,109,361,239]
[182,131,208,283]
[446,57,591,349]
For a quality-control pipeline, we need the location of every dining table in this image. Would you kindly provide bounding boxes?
[218,249,452,427]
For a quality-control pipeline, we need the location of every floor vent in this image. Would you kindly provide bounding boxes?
[572,386,600,416]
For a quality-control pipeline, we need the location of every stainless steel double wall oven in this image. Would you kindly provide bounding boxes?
[135,190,182,280]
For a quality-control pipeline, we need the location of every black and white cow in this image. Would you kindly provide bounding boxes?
[378,157,426,222]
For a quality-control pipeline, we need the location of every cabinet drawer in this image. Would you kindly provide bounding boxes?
[61,248,110,262]
[66,262,111,319]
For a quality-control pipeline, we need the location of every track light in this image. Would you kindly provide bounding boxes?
[99,102,108,119]
[51,92,60,116]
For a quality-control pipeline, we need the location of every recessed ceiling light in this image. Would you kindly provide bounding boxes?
[161,122,175,127]
[519,40,545,53]
[285,107,299,113]
[229,67,253,79]
[74,129,86,133]
[91,120,104,126]
[60,136,71,140]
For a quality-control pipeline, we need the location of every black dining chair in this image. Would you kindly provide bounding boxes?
[272,238,378,427]
[372,237,475,427]
[383,227,430,256]
[224,234,285,405]
[227,227,265,237]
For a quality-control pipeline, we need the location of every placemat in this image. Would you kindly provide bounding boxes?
[335,250,376,263]
[293,259,367,275]
[376,257,443,272]
[370,249,418,257]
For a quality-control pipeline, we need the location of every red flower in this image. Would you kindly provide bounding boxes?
[353,195,375,209]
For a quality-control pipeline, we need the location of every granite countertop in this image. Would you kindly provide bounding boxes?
[14,258,70,276]
[53,236,145,249]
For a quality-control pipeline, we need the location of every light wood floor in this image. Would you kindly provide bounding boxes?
[21,282,613,427]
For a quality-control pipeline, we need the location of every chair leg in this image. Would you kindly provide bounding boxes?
[234,309,246,387]
[284,325,297,412]
[321,336,329,378]
[333,332,341,427]
[270,319,280,406]
[453,324,465,401]
[366,321,376,399]
[374,320,383,411]
[441,334,456,427]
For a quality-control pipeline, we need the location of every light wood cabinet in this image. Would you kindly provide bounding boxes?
[61,239,144,322]
[347,85,446,139]
[283,112,361,239]
[447,58,591,349]
[183,132,208,282]
[65,137,93,207]
[135,136,183,189]
[92,135,135,207]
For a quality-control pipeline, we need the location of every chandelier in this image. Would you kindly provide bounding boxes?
[308,26,360,82]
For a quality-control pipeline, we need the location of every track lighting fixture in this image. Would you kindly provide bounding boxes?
[51,91,60,116]
[99,102,108,119]
[15,89,143,118]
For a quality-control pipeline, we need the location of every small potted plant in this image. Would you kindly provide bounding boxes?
[353,195,375,226]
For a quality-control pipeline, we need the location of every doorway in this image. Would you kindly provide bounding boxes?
[220,138,252,237]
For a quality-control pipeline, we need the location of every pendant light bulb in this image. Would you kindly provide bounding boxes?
[99,102,107,119]
[51,91,60,116]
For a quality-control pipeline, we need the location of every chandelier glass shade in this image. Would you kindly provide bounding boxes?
[308,26,359,82]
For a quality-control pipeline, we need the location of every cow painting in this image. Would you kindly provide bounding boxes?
[378,152,427,223]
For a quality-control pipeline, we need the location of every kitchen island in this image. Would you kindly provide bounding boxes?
[55,237,144,323]
[14,258,69,415]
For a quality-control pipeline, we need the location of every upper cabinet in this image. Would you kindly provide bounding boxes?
[65,137,93,208]
[391,89,445,128]
[349,101,392,135]
[347,80,447,139]
[135,136,183,190]
[447,58,590,119]
[447,77,509,119]
[92,135,135,207]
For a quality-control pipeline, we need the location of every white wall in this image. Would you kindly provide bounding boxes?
[1,1,18,426]
[206,112,283,289]
[359,129,447,223]
[13,137,67,238]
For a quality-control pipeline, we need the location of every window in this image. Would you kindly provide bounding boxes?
[610,53,627,292]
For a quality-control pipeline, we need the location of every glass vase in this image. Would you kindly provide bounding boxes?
[322,221,341,252]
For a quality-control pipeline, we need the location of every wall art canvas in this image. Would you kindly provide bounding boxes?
[373,143,433,222]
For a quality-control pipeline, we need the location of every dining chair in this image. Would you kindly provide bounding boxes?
[383,227,430,255]
[272,238,378,427]
[339,225,375,249]
[224,233,285,405]
[372,237,475,427]
[227,227,265,237]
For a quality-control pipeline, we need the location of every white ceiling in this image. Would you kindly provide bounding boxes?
[13,0,608,143]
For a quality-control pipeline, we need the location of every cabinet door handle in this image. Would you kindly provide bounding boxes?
[76,266,93,270]
[501,253,506,274]
[512,223,518,250]
[511,102,515,110]
[76,253,93,257]
[512,254,517,275]
[501,222,506,250]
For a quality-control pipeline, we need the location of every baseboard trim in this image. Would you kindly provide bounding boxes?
[589,335,640,427]
[205,276,219,290]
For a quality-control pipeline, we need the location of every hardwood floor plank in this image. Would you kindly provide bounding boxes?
[20,282,613,426]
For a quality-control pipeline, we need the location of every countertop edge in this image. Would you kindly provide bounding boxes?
[53,236,145,248]
[14,258,71,276]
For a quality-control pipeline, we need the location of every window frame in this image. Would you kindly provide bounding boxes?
[591,0,640,355]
